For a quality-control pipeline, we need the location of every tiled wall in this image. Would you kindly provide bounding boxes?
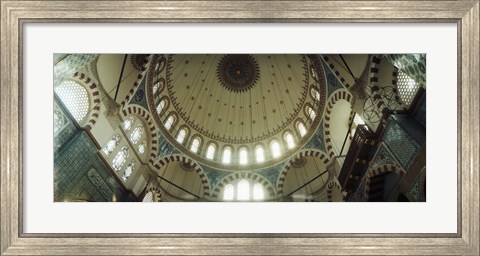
[54,130,134,202]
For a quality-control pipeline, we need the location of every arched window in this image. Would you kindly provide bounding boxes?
[306,105,316,121]
[222,147,232,164]
[284,132,295,149]
[271,140,282,158]
[237,179,250,200]
[54,80,89,122]
[206,143,216,160]
[112,147,129,171]
[255,145,265,163]
[297,121,307,137]
[190,137,201,153]
[156,99,166,114]
[223,184,235,201]
[310,87,320,102]
[176,128,187,144]
[138,140,146,154]
[122,116,134,131]
[103,134,121,156]
[221,179,267,201]
[397,71,419,107]
[130,124,144,144]
[253,183,264,200]
[239,148,248,165]
[152,82,160,95]
[143,191,154,202]
[122,160,135,181]
[164,115,175,131]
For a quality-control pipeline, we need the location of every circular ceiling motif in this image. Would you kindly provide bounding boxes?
[164,54,310,144]
[130,54,149,71]
[147,54,328,170]
[216,54,260,93]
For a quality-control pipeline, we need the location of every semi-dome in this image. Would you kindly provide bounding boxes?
[147,54,327,170]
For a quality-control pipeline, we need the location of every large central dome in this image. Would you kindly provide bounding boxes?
[166,54,309,143]
[147,54,326,169]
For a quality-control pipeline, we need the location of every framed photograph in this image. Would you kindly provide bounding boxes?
[1,1,478,255]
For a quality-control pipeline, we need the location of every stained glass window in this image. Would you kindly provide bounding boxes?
[285,132,295,149]
[271,140,281,158]
[311,87,320,102]
[164,115,175,130]
[255,146,265,163]
[222,147,232,164]
[190,137,200,153]
[176,128,187,144]
[156,99,166,114]
[138,140,146,154]
[239,148,248,165]
[103,134,121,156]
[306,105,316,121]
[297,121,307,137]
[112,147,129,171]
[130,124,144,144]
[123,116,134,131]
[206,143,216,160]
[122,160,135,181]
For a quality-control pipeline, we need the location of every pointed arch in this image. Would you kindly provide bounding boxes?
[69,72,102,130]
[120,54,152,108]
[153,154,211,197]
[323,89,355,159]
[364,164,406,201]
[211,172,276,200]
[277,148,332,198]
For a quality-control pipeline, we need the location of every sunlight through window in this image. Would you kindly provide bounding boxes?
[190,138,200,153]
[156,99,166,114]
[223,184,234,201]
[222,147,232,164]
[130,125,144,144]
[54,80,89,122]
[253,183,264,200]
[297,121,307,137]
[306,105,316,121]
[237,179,250,200]
[176,128,187,144]
[164,115,175,130]
[285,132,295,149]
[255,146,265,163]
[206,143,216,160]
[239,148,248,165]
[271,140,281,158]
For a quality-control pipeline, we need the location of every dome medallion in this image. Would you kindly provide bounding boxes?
[217,54,260,93]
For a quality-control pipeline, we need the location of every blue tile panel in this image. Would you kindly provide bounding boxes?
[320,58,345,97]
[304,120,326,152]
[382,119,420,170]
[54,131,134,202]
[129,78,149,110]
[370,144,399,170]
[409,173,422,202]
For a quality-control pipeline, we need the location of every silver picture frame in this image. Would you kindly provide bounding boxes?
[1,1,478,255]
